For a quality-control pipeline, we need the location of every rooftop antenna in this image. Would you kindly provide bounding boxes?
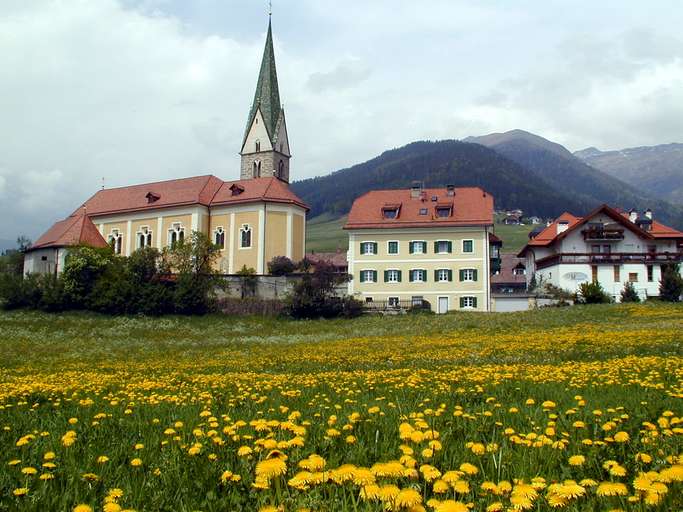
[268,0,272,17]
[101,177,105,190]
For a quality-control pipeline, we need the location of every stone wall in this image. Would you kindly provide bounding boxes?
[240,151,290,182]
[217,274,346,300]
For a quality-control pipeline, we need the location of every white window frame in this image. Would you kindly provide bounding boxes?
[214,226,225,249]
[239,224,252,249]
[108,229,123,255]
[436,240,450,254]
[411,240,426,254]
[462,268,476,282]
[411,269,425,282]
[462,239,474,253]
[387,269,400,283]
[387,240,399,255]
[136,226,153,249]
[361,269,376,283]
[168,222,185,247]
[361,241,376,255]
[388,296,400,308]
[462,296,476,309]
[437,269,450,282]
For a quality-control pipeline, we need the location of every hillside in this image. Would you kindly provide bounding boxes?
[465,130,683,228]
[292,140,585,219]
[574,143,683,204]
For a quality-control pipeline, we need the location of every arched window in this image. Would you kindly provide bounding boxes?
[168,223,185,248]
[108,230,123,255]
[278,160,284,177]
[253,160,261,177]
[136,227,152,249]
[240,224,252,248]
[214,227,225,248]
[255,139,260,152]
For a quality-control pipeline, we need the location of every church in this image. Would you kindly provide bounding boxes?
[24,19,308,276]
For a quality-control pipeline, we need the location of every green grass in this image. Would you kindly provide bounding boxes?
[305,214,536,255]
[306,214,348,253]
[0,304,681,511]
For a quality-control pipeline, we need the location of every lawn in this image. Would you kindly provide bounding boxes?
[0,304,682,511]
[306,216,536,255]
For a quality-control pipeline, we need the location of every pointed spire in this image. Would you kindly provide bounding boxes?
[243,19,282,145]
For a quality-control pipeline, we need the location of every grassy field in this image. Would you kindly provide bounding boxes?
[1,304,682,511]
[306,215,536,255]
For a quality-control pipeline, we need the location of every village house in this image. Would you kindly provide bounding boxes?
[518,205,683,301]
[24,19,308,276]
[344,183,495,313]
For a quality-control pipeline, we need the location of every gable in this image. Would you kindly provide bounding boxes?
[273,112,290,156]
[240,108,274,154]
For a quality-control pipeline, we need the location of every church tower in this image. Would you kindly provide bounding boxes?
[240,19,291,183]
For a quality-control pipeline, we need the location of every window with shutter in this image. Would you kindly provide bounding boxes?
[462,240,473,253]
[436,240,450,254]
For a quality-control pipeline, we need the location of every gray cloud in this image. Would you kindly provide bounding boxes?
[307,59,371,93]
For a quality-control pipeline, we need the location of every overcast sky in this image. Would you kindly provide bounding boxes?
[2,0,683,241]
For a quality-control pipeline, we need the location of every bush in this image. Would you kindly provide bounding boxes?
[0,273,42,309]
[268,256,296,276]
[659,263,683,302]
[577,281,611,304]
[620,281,640,303]
[61,246,116,308]
[284,261,362,319]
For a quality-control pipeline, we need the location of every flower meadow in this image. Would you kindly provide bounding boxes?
[0,304,681,511]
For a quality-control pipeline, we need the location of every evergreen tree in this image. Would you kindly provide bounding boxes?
[659,263,683,302]
[620,281,640,303]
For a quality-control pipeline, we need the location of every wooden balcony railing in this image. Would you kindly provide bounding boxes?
[535,252,683,270]
[581,228,625,241]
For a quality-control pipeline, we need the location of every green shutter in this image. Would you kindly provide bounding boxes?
[472,297,478,308]
[360,271,366,283]
[422,241,428,254]
[434,241,439,253]
[397,270,402,282]
[460,297,465,308]
[473,269,478,281]
[384,270,389,282]
[372,242,378,254]
[459,269,465,282]
[409,242,414,254]
[422,269,427,282]
[434,269,439,281]
[372,270,378,282]
[447,241,453,253]
[360,242,365,254]
[448,269,453,281]
[409,269,414,282]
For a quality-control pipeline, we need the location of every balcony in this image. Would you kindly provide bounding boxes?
[536,252,683,270]
[581,227,624,241]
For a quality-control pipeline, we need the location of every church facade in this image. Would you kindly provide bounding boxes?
[25,20,307,276]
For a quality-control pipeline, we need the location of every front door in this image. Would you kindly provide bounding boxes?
[438,296,449,314]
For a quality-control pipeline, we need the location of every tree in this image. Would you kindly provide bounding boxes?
[284,261,362,319]
[659,263,683,302]
[0,236,31,276]
[236,265,257,299]
[267,256,296,276]
[576,281,611,304]
[61,246,116,308]
[620,281,640,303]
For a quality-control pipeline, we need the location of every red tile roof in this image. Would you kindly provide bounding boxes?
[491,254,527,285]
[78,175,307,217]
[344,187,493,230]
[518,204,683,256]
[305,251,348,268]
[29,210,109,252]
[211,177,308,209]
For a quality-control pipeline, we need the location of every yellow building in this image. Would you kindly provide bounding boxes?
[27,19,308,275]
[344,184,495,313]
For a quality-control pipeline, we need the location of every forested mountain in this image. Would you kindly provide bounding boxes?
[292,136,683,228]
[465,130,683,228]
[291,140,585,219]
[574,143,683,205]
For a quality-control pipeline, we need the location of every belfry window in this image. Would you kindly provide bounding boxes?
[278,160,284,177]
[255,139,261,152]
[214,227,225,248]
[253,160,261,177]
[240,224,252,248]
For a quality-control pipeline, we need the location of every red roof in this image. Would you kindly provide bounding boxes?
[78,175,307,217]
[305,251,348,268]
[518,204,683,256]
[29,210,109,252]
[344,187,493,230]
[491,254,527,285]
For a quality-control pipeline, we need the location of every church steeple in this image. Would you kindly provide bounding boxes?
[240,18,291,183]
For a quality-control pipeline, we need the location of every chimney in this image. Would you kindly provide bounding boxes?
[644,208,652,220]
[629,209,638,223]
[446,184,455,197]
[410,181,423,199]
[557,220,569,235]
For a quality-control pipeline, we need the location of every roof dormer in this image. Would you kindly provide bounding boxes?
[146,192,160,204]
